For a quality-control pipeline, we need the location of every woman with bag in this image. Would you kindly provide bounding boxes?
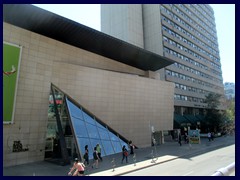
[83,145,89,165]
[121,145,128,164]
[92,147,99,169]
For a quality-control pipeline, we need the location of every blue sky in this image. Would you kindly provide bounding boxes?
[33,4,235,84]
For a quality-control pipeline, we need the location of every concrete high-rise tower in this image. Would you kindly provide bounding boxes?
[101,4,144,48]
[101,4,225,118]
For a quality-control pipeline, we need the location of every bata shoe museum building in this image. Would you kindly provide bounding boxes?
[3,4,175,167]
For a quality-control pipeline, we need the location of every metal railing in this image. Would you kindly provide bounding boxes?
[211,162,235,176]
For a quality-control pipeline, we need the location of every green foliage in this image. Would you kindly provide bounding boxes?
[205,108,224,132]
[204,92,223,132]
[203,93,235,133]
[225,98,235,121]
[222,98,235,134]
[204,92,222,109]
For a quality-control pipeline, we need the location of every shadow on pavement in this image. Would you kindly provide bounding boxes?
[3,135,235,176]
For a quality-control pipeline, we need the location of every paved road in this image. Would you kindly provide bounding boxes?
[3,135,235,176]
[123,144,235,176]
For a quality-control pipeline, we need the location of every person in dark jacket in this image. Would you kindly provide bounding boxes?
[178,133,182,146]
[121,145,128,163]
[129,140,134,155]
[83,145,89,165]
[211,132,214,141]
[92,147,99,169]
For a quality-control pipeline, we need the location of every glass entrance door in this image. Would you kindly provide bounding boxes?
[44,88,74,164]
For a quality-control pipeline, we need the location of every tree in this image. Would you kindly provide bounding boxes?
[225,97,235,121]
[204,92,222,109]
[222,98,235,134]
[204,92,223,132]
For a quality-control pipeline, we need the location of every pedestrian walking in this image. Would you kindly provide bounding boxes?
[96,143,103,161]
[178,133,182,146]
[121,145,128,163]
[152,137,156,146]
[92,147,99,169]
[208,132,211,141]
[184,132,188,144]
[211,132,214,141]
[129,140,135,155]
[83,145,89,165]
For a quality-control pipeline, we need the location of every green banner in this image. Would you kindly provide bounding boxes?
[3,42,22,124]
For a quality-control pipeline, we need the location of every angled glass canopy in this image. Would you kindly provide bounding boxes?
[44,84,129,164]
[66,98,128,159]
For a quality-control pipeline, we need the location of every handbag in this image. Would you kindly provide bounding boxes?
[124,151,128,156]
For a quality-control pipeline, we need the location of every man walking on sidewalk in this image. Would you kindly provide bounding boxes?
[208,132,211,141]
[96,144,103,161]
[178,133,182,146]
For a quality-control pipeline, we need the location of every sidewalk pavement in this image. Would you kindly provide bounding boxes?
[3,135,235,176]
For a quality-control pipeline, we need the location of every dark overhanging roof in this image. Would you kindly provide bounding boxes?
[3,4,175,71]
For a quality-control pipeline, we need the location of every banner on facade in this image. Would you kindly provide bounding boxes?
[3,42,22,124]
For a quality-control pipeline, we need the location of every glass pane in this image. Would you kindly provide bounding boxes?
[119,139,128,150]
[101,140,114,155]
[98,128,110,140]
[71,118,88,138]
[85,123,99,139]
[66,99,84,120]
[82,111,96,125]
[108,131,119,141]
[111,140,122,153]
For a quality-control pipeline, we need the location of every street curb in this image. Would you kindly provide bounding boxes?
[111,142,235,176]
[114,157,179,176]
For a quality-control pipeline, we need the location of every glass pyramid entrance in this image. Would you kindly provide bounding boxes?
[44,84,129,165]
